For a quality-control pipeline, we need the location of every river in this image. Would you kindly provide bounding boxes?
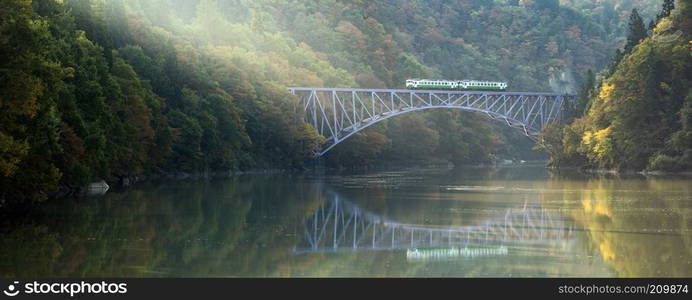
[1,165,691,277]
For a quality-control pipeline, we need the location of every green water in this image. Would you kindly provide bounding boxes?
[1,166,691,277]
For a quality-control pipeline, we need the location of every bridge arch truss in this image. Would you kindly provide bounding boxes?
[289,88,573,156]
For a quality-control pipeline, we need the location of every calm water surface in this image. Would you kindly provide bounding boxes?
[1,165,691,277]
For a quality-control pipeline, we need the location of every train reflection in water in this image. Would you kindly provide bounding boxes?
[406,246,509,262]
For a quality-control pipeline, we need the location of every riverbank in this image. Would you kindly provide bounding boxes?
[548,165,692,177]
[56,160,547,198]
[46,159,692,202]
[50,168,297,199]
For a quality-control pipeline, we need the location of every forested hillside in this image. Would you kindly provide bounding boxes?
[1,0,325,206]
[129,0,661,167]
[0,0,669,207]
[540,0,692,172]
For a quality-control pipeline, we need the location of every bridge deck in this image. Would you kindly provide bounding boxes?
[289,87,569,97]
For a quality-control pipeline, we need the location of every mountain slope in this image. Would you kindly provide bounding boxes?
[540,1,692,171]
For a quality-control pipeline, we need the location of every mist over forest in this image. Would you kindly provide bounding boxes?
[1,0,690,207]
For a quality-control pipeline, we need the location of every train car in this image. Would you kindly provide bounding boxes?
[406,79,507,91]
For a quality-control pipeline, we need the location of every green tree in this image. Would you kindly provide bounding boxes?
[0,0,68,205]
[656,0,675,22]
[624,9,648,54]
[576,69,595,118]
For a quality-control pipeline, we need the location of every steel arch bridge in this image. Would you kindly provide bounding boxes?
[289,88,574,156]
[292,193,574,255]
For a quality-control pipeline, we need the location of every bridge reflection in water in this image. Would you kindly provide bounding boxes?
[293,193,574,261]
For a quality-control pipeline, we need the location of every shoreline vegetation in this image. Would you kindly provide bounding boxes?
[548,165,692,176]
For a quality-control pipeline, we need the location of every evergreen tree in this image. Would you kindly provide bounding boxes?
[657,0,676,23]
[607,49,624,75]
[624,9,648,55]
[576,69,595,117]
